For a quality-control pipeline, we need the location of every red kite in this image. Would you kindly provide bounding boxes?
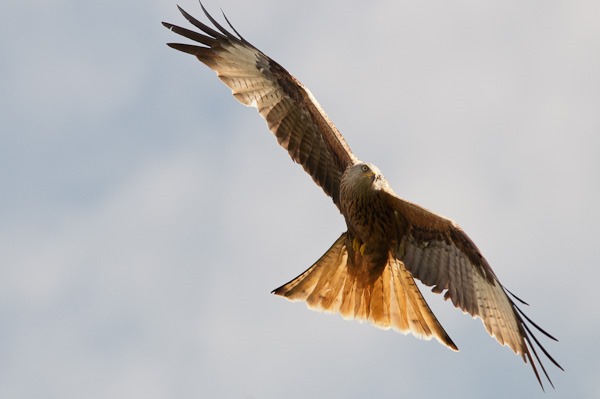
[163,3,562,389]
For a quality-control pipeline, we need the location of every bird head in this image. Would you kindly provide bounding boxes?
[348,162,386,190]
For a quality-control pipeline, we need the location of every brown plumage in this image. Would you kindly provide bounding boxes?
[163,3,562,389]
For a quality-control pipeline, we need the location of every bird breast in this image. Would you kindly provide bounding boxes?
[339,171,396,251]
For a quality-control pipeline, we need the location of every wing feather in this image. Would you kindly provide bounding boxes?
[382,189,562,389]
[163,4,358,206]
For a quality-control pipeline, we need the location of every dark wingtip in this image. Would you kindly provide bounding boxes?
[506,292,564,390]
[220,7,246,42]
[199,0,209,15]
[504,285,530,306]
[177,5,194,22]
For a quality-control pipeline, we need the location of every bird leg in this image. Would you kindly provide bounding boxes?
[352,236,367,256]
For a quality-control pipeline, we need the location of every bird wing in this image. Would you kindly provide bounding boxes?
[162,4,358,206]
[380,189,562,389]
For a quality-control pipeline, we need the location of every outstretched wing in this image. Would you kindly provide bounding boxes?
[162,4,358,206]
[381,189,563,389]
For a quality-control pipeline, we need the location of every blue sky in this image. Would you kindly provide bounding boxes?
[2,0,599,398]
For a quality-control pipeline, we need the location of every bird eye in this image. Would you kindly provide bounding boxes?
[361,165,369,172]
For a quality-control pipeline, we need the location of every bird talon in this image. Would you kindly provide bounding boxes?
[352,237,367,255]
[352,237,361,253]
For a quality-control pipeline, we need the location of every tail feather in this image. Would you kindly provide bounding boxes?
[272,233,458,351]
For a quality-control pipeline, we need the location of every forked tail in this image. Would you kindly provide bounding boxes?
[272,233,458,351]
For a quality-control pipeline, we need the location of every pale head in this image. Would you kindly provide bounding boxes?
[342,162,388,194]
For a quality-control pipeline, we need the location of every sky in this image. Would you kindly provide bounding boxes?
[2,0,599,398]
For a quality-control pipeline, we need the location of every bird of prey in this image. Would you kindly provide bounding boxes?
[163,3,562,389]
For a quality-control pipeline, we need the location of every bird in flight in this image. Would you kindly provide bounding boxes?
[163,3,562,389]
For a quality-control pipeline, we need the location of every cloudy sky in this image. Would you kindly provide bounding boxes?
[2,0,599,398]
